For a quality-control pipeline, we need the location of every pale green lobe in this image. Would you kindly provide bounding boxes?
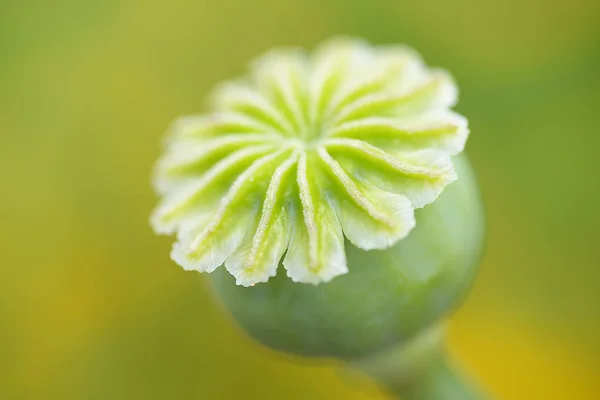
[250,50,309,135]
[154,134,280,194]
[151,145,275,234]
[171,148,292,273]
[283,153,347,283]
[324,139,456,208]
[211,83,296,135]
[329,112,468,155]
[225,153,298,286]
[317,147,416,250]
[151,37,471,286]
[170,113,272,140]
[331,71,456,124]
[308,39,371,127]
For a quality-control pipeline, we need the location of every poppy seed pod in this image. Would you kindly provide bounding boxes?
[151,37,485,396]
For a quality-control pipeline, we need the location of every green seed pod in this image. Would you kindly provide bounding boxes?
[151,37,485,396]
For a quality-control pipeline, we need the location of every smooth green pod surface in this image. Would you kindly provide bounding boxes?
[209,155,484,360]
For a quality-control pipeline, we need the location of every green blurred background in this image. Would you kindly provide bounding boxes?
[1,0,599,398]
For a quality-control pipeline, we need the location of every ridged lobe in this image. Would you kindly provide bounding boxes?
[283,153,347,284]
[225,153,298,285]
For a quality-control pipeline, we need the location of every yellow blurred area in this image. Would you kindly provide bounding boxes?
[1,0,599,398]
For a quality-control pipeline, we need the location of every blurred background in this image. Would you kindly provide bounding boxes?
[1,0,599,398]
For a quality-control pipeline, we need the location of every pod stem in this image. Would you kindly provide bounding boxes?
[351,323,486,399]
[386,353,483,400]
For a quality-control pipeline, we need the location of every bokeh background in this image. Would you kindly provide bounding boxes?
[1,0,599,398]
